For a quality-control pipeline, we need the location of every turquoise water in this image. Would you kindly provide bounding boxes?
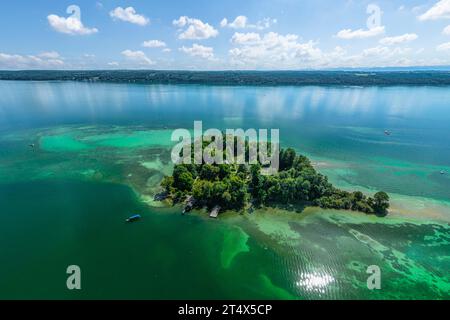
[0,81,448,299]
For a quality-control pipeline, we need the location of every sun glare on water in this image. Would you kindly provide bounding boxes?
[296,272,335,295]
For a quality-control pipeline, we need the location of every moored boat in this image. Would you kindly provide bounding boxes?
[126,214,142,222]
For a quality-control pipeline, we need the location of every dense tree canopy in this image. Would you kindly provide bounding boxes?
[161,138,390,216]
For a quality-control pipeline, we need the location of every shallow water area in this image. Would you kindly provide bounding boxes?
[0,81,449,299]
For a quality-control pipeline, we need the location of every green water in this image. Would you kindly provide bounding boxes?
[0,82,448,299]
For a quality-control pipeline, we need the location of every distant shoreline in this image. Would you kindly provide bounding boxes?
[1,70,450,86]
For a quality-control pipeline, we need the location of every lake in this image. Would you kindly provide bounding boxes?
[0,81,448,299]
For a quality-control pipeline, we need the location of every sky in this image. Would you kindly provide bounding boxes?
[1,0,450,70]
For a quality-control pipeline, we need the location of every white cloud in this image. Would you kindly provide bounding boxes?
[228,16,248,29]
[227,30,429,69]
[418,0,450,21]
[229,32,323,68]
[110,7,149,26]
[231,32,261,44]
[121,50,154,65]
[256,18,277,30]
[142,40,167,48]
[443,25,450,35]
[179,44,215,60]
[342,46,414,67]
[436,41,450,50]
[173,16,218,40]
[0,52,64,69]
[221,16,277,30]
[48,7,98,35]
[379,33,418,45]
[108,62,119,66]
[336,26,385,39]
[38,51,61,59]
[220,18,228,28]
[162,48,172,53]
[362,46,396,57]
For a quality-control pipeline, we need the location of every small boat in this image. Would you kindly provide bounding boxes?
[182,204,193,215]
[29,143,35,148]
[384,130,391,136]
[154,191,168,201]
[182,196,195,215]
[126,214,142,222]
[441,170,445,175]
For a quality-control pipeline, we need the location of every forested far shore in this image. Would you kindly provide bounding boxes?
[1,70,450,86]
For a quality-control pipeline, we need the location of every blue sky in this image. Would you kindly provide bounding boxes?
[1,0,450,70]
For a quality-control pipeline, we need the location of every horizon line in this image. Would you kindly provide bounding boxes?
[2,66,450,73]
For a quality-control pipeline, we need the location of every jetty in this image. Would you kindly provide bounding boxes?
[209,206,221,219]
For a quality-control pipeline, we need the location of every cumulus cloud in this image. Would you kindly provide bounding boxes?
[361,46,411,57]
[142,40,167,48]
[231,32,261,44]
[228,16,248,29]
[110,7,149,26]
[229,32,323,68]
[227,30,428,69]
[0,52,64,69]
[121,50,154,65]
[179,44,215,60]
[332,45,418,68]
[418,0,450,21]
[436,41,450,50]
[443,25,450,35]
[220,18,228,28]
[336,26,385,39]
[38,51,61,59]
[221,16,277,30]
[48,6,98,35]
[173,16,218,40]
[379,33,418,45]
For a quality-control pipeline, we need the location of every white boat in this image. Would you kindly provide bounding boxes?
[126,214,142,222]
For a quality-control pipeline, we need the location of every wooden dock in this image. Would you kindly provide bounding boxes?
[209,206,221,218]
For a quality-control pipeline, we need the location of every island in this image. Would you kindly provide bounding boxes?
[160,136,390,217]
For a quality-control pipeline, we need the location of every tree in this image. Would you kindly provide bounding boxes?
[173,165,194,191]
[353,191,364,201]
[175,172,194,192]
[200,164,220,181]
[218,164,232,179]
[161,176,174,193]
[280,148,296,171]
[373,191,390,215]
[237,164,249,177]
